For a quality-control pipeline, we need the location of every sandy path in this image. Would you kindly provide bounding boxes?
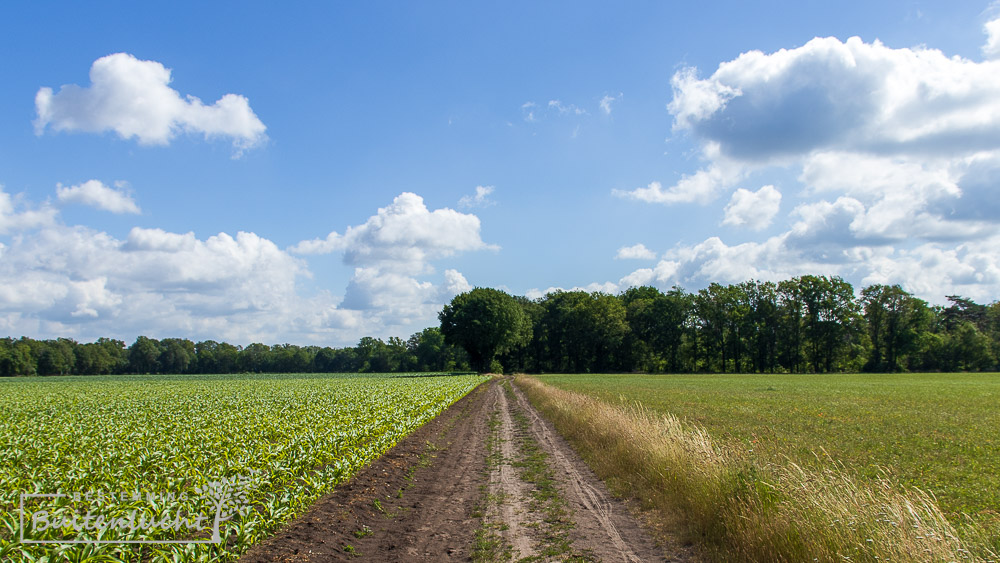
[241,378,695,562]
[487,381,537,559]
[508,379,653,562]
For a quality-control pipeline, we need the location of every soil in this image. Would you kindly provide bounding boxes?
[240,378,701,562]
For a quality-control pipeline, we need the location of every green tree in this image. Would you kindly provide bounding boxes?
[861,284,930,372]
[622,286,689,372]
[356,337,390,372]
[797,275,863,372]
[239,343,272,373]
[440,287,532,373]
[75,339,124,375]
[407,328,445,371]
[128,336,161,374]
[776,279,805,372]
[159,338,195,374]
[742,280,779,373]
[4,337,40,376]
[313,346,340,372]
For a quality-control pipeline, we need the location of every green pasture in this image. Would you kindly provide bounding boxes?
[535,372,1000,523]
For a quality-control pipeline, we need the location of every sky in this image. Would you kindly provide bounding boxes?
[2,1,1000,347]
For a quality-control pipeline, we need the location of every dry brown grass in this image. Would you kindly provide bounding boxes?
[517,375,996,562]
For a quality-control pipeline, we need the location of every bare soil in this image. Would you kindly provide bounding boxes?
[241,378,700,562]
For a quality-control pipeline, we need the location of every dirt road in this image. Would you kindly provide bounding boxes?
[242,377,697,562]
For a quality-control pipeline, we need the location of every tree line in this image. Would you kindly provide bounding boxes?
[4,275,1000,377]
[444,276,1000,374]
[0,328,470,377]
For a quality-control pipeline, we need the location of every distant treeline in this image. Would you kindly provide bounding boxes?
[497,277,999,374]
[0,328,470,377]
[4,275,1000,377]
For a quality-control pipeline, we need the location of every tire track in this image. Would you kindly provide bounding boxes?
[509,378,650,563]
[487,381,537,560]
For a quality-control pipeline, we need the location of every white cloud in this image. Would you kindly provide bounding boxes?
[615,243,656,260]
[287,231,345,255]
[292,192,495,268]
[56,180,140,214]
[668,66,741,131]
[670,36,1000,160]
[984,17,1000,59]
[0,220,316,342]
[604,29,1000,304]
[599,93,623,115]
[35,53,267,156]
[459,185,496,209]
[722,185,781,230]
[526,281,620,299]
[613,160,743,204]
[0,185,57,234]
[440,268,473,298]
[0,189,494,345]
[652,232,1000,304]
[291,192,495,327]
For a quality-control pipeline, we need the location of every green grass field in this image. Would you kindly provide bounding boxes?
[534,373,1000,524]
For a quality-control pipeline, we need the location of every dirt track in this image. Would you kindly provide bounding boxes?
[241,377,698,562]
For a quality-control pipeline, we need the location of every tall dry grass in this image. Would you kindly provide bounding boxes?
[516,376,996,562]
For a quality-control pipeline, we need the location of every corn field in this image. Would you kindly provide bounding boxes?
[0,372,484,562]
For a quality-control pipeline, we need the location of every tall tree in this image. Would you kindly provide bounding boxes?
[128,336,161,374]
[440,287,532,373]
[861,284,930,372]
[797,275,862,372]
[622,286,689,372]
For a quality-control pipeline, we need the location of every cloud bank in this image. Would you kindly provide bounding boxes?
[0,186,489,345]
[609,26,1000,304]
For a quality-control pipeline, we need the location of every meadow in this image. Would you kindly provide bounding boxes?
[520,374,1000,561]
[0,372,485,562]
[535,372,1000,521]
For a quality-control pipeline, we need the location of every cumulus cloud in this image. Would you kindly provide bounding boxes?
[615,243,656,260]
[0,185,57,234]
[56,180,140,214]
[670,36,1000,160]
[34,53,267,155]
[291,192,495,326]
[608,230,1000,305]
[0,188,493,345]
[605,27,1000,303]
[459,185,496,208]
[722,185,781,230]
[291,192,495,267]
[0,218,320,343]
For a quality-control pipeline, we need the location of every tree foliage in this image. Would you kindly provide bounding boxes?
[439,287,532,372]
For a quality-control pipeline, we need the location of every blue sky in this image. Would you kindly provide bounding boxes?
[2,1,1000,346]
